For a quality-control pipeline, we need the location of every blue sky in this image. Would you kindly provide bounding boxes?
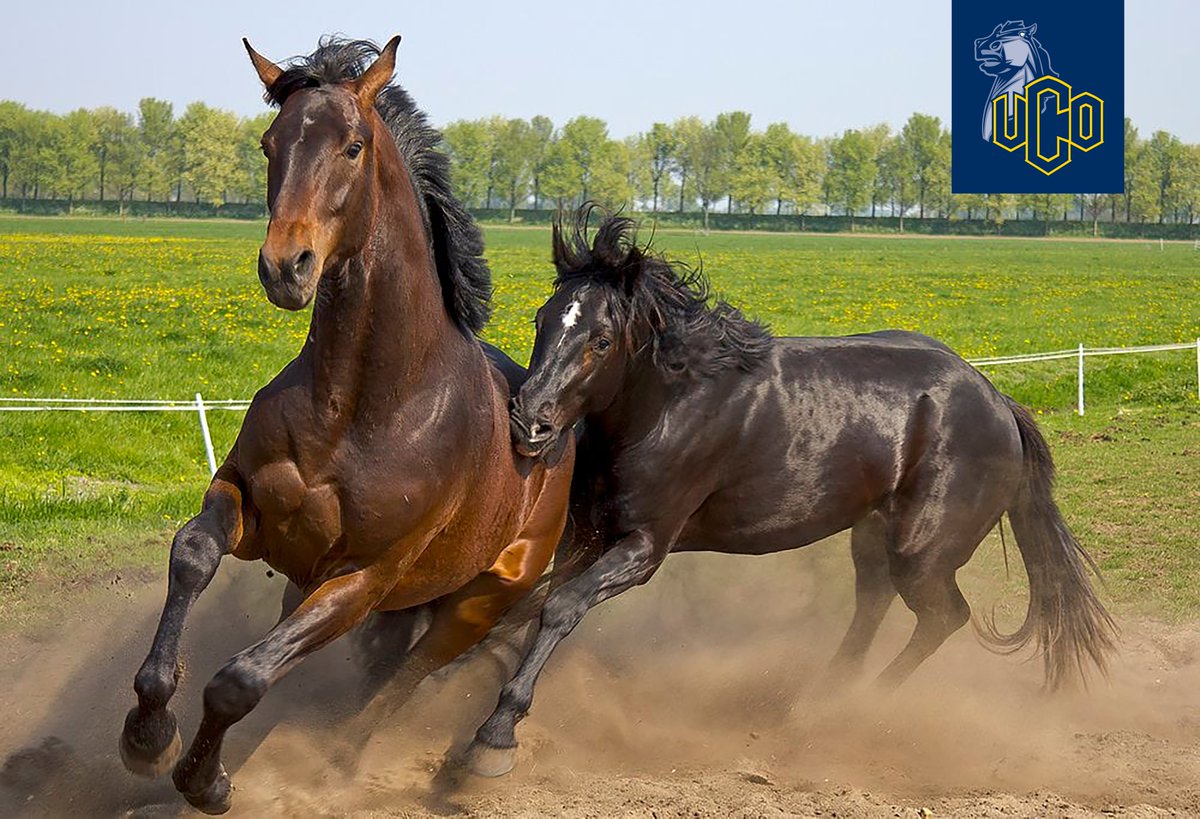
[3,1,1195,141]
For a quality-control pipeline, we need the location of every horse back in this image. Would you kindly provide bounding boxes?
[660,331,1020,554]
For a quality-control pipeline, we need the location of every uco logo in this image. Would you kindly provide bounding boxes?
[952,3,1123,195]
[974,21,1104,176]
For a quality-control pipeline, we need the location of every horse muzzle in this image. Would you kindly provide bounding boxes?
[258,249,320,310]
[509,400,560,459]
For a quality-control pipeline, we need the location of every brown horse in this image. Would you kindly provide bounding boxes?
[118,37,574,813]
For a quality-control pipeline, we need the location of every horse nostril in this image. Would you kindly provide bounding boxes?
[294,249,315,276]
[257,252,276,285]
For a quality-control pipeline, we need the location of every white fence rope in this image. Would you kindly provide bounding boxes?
[1,341,1197,469]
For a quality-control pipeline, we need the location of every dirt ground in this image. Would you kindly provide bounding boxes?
[1,546,1197,818]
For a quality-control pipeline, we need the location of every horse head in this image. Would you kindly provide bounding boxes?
[243,37,401,310]
[974,21,1055,82]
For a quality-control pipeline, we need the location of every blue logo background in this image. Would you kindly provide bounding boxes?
[952,0,1124,194]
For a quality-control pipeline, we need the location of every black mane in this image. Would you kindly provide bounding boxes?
[552,207,773,377]
[264,37,491,335]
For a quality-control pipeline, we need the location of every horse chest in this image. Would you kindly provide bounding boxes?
[247,460,343,558]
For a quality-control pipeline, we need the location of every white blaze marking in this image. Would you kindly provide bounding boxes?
[562,300,582,328]
[298,115,315,144]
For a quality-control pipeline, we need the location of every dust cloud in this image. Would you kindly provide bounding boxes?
[1,537,1197,816]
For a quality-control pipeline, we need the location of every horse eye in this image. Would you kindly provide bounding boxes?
[346,142,363,159]
[594,337,612,353]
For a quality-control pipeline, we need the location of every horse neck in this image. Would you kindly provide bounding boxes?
[997,64,1036,99]
[303,151,467,414]
[590,351,672,450]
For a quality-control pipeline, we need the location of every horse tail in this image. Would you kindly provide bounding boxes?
[974,397,1117,689]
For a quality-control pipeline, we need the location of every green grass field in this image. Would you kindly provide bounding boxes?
[1,215,1198,620]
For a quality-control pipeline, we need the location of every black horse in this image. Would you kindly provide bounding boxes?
[463,209,1116,777]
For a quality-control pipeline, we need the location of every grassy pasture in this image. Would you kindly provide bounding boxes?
[0,216,1198,619]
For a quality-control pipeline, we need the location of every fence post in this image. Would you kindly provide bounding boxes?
[196,392,217,477]
[1077,343,1085,416]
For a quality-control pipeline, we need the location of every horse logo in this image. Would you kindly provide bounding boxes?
[974,20,1057,143]
[973,20,1104,176]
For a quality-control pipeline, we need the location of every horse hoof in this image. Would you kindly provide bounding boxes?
[464,742,517,778]
[181,765,232,815]
[119,706,182,778]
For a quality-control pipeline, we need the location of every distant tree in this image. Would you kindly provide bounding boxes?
[488,117,534,221]
[1176,144,1200,224]
[545,116,611,205]
[1138,130,1185,223]
[684,120,725,229]
[233,112,273,204]
[527,115,555,209]
[538,137,576,211]
[900,113,949,218]
[825,128,876,223]
[730,131,774,214]
[1019,193,1074,229]
[643,122,676,213]
[712,111,751,213]
[442,119,493,208]
[758,123,793,214]
[1122,118,1140,221]
[983,193,1015,229]
[953,192,987,220]
[55,110,98,202]
[860,123,891,217]
[623,134,651,210]
[178,102,239,205]
[670,116,704,213]
[138,98,178,202]
[110,123,145,210]
[777,126,825,213]
[589,138,632,210]
[89,107,135,202]
[1079,194,1107,235]
[0,100,29,198]
[9,109,59,199]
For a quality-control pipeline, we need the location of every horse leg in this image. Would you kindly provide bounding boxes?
[278,581,305,624]
[352,606,431,698]
[873,503,999,689]
[826,512,897,683]
[339,563,549,760]
[121,475,245,777]
[873,440,1015,689]
[170,569,387,814]
[466,529,665,777]
[340,493,569,755]
[874,558,971,689]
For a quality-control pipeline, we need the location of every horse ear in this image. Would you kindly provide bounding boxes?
[551,220,568,272]
[1028,24,1037,35]
[617,246,645,296]
[243,39,282,91]
[355,35,401,106]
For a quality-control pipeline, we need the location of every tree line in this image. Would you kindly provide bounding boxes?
[2,98,1199,228]
[0,100,271,208]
